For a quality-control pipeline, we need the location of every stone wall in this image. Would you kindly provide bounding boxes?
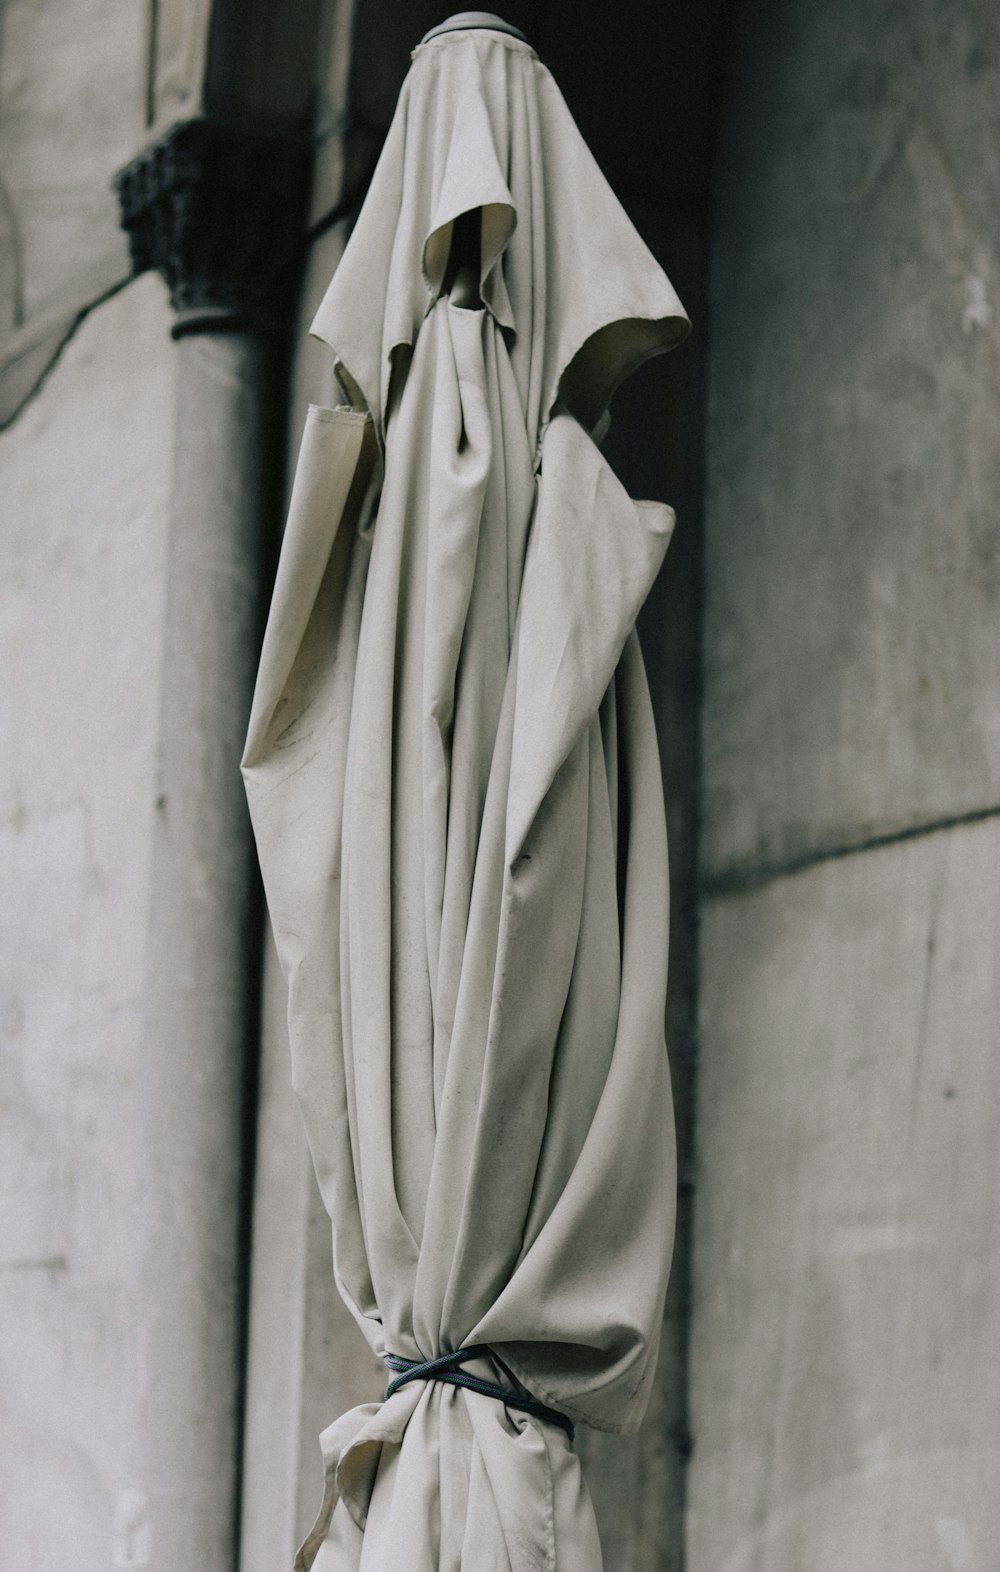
[0,0,318,1560]
[690,0,1000,1565]
[0,272,175,1566]
[0,0,140,424]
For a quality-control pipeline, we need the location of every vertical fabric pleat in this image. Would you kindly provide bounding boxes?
[243,25,690,1570]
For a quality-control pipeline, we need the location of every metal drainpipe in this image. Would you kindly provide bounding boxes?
[112,119,310,1572]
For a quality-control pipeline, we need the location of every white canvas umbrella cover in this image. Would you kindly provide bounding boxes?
[242,24,691,1571]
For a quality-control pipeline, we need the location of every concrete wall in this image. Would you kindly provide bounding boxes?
[0,0,141,423]
[0,272,175,1567]
[690,0,1000,1566]
[2,0,363,1563]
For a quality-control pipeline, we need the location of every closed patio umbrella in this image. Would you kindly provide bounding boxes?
[242,16,691,1569]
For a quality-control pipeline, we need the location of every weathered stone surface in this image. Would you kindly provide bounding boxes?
[0,0,141,331]
[0,274,174,1568]
[702,0,1000,881]
[147,0,212,128]
[309,0,363,227]
[135,321,289,1572]
[689,816,1000,1571]
[0,257,130,428]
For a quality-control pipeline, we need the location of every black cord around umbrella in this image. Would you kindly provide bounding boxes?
[383,1345,575,1440]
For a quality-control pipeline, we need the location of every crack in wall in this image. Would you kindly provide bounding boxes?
[0,272,133,433]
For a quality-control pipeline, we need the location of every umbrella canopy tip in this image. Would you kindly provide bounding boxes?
[420,13,528,47]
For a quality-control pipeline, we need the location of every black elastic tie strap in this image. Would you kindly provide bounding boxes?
[383,1345,575,1441]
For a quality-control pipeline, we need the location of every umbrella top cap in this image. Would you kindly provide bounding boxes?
[311,8,691,458]
[419,13,529,47]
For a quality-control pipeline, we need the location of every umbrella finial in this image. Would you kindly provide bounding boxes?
[420,13,528,46]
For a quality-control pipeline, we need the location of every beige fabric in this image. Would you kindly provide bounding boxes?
[242,27,691,1571]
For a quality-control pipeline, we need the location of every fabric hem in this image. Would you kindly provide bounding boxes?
[306,402,371,427]
[534,307,692,470]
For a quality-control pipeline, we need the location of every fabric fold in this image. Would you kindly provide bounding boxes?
[296,1382,599,1572]
[243,23,690,1570]
[506,410,675,864]
[243,405,375,769]
[308,28,690,454]
[420,76,517,330]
